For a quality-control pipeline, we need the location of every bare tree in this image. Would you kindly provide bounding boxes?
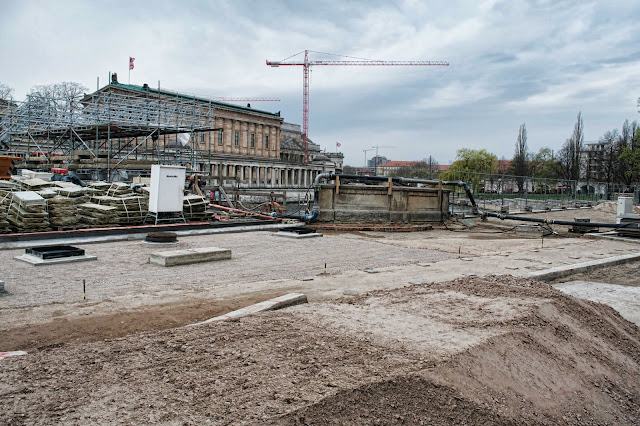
[558,112,584,183]
[27,81,88,110]
[599,129,619,197]
[510,123,529,192]
[0,82,14,102]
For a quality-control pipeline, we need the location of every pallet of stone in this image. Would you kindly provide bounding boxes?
[86,181,112,196]
[53,186,89,198]
[15,177,51,192]
[0,180,16,191]
[48,197,81,227]
[92,195,148,224]
[0,192,11,233]
[105,182,133,197]
[183,195,208,221]
[135,186,151,198]
[6,191,50,231]
[78,203,118,226]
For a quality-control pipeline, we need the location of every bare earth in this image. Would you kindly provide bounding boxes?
[1,275,639,425]
[1,206,639,424]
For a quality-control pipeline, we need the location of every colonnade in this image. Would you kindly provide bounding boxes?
[209,162,325,188]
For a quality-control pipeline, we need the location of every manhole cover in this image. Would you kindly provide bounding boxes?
[145,232,178,243]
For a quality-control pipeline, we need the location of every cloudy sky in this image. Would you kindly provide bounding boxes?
[2,0,639,166]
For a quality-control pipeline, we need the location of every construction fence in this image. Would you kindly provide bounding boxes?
[449,170,639,214]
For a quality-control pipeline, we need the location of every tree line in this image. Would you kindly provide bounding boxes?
[391,111,640,191]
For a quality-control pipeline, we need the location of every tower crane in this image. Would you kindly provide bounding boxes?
[266,50,448,162]
[371,144,394,176]
[363,147,376,168]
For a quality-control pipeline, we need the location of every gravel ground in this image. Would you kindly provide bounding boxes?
[0,231,455,308]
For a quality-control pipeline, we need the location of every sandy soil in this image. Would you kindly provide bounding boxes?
[1,206,639,424]
[1,275,638,425]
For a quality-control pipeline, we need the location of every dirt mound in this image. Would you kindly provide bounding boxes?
[276,376,506,425]
[593,201,616,214]
[1,275,639,424]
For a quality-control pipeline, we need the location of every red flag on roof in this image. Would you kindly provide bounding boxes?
[129,57,135,70]
[336,142,341,147]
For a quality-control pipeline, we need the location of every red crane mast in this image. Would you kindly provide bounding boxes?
[267,50,448,162]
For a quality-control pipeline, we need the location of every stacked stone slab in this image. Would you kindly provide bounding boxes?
[86,181,112,197]
[6,191,50,232]
[91,195,148,224]
[14,177,51,192]
[183,195,208,221]
[78,203,118,226]
[105,182,132,197]
[0,182,16,233]
[0,190,12,233]
[48,187,90,228]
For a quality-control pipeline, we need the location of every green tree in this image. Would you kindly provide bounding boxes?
[615,119,639,186]
[530,147,557,179]
[442,148,498,192]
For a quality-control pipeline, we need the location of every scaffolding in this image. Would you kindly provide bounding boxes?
[0,88,219,180]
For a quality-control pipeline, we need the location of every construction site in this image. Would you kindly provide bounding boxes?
[1,58,640,424]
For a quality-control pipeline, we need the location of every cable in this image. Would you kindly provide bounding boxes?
[308,50,376,61]
[278,50,305,62]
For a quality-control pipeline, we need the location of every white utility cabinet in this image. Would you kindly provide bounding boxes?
[148,165,186,213]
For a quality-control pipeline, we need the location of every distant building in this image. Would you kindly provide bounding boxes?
[581,140,612,182]
[368,155,389,168]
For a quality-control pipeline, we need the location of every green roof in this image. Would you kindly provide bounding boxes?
[97,82,282,119]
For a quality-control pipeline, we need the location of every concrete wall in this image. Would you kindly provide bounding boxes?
[317,182,450,223]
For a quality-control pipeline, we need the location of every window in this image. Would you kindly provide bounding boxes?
[200,133,205,143]
[234,131,239,146]
[264,135,269,149]
[217,131,223,146]
[250,133,255,148]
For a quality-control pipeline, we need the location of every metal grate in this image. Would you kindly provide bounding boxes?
[25,245,85,260]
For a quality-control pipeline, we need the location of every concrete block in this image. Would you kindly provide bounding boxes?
[149,246,231,267]
[515,225,544,237]
[191,293,307,325]
[275,231,323,239]
[14,254,97,266]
